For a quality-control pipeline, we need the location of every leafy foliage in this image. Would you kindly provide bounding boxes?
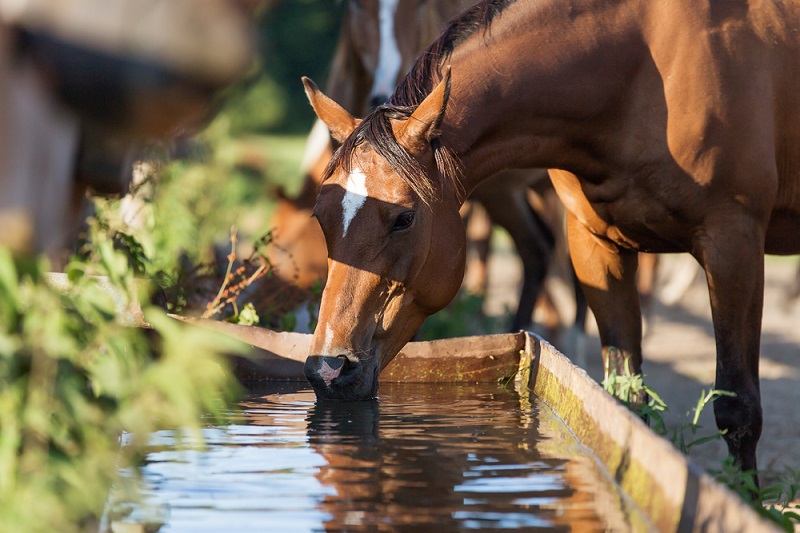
[601,359,668,435]
[417,291,508,341]
[602,359,799,529]
[0,4,347,530]
[0,228,242,531]
[711,459,800,532]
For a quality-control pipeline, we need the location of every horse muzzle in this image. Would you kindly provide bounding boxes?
[304,354,380,400]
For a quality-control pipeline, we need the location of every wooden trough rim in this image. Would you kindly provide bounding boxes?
[176,318,778,532]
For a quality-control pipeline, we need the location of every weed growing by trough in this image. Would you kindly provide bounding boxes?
[603,362,800,530]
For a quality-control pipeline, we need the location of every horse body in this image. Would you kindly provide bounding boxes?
[304,0,800,473]
[439,0,800,255]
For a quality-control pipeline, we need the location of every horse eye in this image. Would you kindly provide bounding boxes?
[392,211,415,232]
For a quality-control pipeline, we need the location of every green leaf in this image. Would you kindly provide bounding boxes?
[234,303,260,326]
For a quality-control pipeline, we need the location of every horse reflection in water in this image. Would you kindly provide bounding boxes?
[301,385,610,531]
[303,0,800,480]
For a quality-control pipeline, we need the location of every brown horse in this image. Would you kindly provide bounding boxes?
[302,0,800,476]
[269,0,586,337]
[269,0,475,290]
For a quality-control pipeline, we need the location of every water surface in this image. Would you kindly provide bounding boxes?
[123,383,641,531]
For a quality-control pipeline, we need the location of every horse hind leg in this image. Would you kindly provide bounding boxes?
[460,200,492,295]
[636,252,658,337]
[563,264,589,368]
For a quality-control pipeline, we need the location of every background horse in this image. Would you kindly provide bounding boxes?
[268,0,588,345]
[303,0,800,480]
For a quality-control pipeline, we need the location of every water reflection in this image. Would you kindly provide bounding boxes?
[127,383,624,532]
[257,383,608,531]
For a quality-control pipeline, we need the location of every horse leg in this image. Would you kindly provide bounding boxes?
[532,290,562,339]
[475,184,554,332]
[637,252,658,337]
[460,200,492,295]
[565,212,643,385]
[565,264,589,368]
[695,219,764,476]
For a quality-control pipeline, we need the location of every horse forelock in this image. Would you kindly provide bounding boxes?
[322,105,464,207]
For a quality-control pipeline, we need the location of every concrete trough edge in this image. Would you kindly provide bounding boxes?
[524,331,779,533]
[172,317,526,383]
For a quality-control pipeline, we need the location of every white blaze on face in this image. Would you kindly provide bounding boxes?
[341,168,368,237]
[370,0,401,104]
[320,320,359,362]
[322,324,335,354]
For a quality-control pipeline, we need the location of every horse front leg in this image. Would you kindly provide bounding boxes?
[695,217,765,476]
[565,212,644,386]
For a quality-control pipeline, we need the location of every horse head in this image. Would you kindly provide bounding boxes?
[268,0,472,293]
[302,70,466,400]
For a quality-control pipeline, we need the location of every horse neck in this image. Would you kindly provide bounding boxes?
[439,0,646,193]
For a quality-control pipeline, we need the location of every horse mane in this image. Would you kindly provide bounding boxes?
[324,0,517,205]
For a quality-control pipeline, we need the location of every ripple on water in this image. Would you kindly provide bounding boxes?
[113,382,639,532]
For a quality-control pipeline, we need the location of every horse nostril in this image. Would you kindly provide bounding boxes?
[305,356,348,388]
[318,357,345,386]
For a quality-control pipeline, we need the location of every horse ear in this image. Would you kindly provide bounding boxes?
[302,77,359,143]
[393,66,452,155]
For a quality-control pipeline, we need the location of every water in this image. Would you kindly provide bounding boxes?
[117,383,642,532]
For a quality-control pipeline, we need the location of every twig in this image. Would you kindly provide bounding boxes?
[202,226,238,319]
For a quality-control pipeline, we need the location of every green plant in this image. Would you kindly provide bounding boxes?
[600,358,735,453]
[202,226,268,323]
[602,360,799,529]
[670,388,735,455]
[711,459,800,532]
[601,359,667,435]
[417,291,508,340]
[0,232,243,532]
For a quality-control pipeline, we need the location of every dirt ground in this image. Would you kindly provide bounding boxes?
[484,248,800,488]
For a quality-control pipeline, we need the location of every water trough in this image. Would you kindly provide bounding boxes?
[38,271,777,531]
[178,317,779,532]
